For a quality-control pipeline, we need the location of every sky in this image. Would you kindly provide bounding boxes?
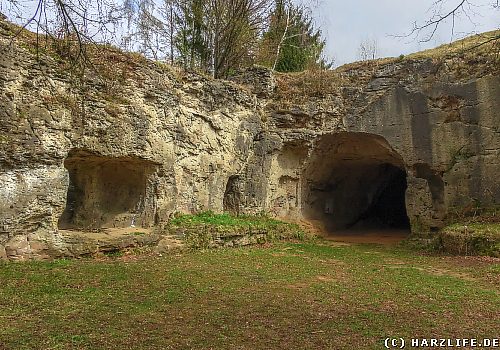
[304,0,499,66]
[1,0,498,66]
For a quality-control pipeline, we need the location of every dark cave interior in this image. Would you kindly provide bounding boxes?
[303,133,410,234]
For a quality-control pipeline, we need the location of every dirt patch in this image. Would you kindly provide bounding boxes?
[298,214,409,246]
[324,230,409,245]
[286,274,344,290]
[316,275,336,282]
[448,255,500,265]
[383,264,478,283]
[423,267,477,281]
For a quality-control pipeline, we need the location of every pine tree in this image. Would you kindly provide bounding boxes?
[174,0,210,71]
[259,0,330,72]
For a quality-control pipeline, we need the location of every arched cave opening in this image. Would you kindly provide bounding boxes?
[302,132,410,236]
[58,149,159,231]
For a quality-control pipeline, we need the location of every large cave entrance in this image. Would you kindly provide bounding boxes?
[58,150,159,231]
[302,132,410,238]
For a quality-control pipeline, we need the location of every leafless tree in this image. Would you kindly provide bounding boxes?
[162,0,177,65]
[357,38,378,61]
[206,0,270,77]
[115,0,270,77]
[3,0,123,64]
[121,0,170,60]
[271,0,290,71]
[402,0,499,45]
[1,0,324,76]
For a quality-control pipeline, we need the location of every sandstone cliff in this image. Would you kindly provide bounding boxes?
[0,18,498,260]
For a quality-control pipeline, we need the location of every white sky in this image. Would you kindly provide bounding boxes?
[305,0,499,66]
[2,0,499,66]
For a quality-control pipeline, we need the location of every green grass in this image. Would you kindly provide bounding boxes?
[169,211,293,228]
[438,223,500,257]
[0,242,498,349]
[445,223,500,232]
[167,212,310,249]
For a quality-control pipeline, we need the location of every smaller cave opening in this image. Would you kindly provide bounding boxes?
[223,175,242,215]
[58,150,159,231]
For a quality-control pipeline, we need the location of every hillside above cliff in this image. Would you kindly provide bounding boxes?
[1,15,498,105]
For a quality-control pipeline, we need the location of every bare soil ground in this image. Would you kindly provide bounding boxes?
[324,229,409,245]
[299,219,409,245]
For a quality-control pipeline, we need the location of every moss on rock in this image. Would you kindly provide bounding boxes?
[166,212,312,250]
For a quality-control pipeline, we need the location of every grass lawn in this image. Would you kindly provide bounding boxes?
[0,241,499,349]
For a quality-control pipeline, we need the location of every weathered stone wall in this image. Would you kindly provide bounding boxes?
[0,20,264,259]
[344,68,500,232]
[259,58,499,234]
[1,18,498,259]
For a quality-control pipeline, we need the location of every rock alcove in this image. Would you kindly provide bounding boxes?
[223,175,243,215]
[302,132,411,235]
[58,150,159,231]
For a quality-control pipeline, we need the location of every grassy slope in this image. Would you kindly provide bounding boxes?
[406,30,500,59]
[0,242,498,350]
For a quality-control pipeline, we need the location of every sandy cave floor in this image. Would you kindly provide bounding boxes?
[298,219,409,245]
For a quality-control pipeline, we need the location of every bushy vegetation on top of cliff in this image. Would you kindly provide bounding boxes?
[1,12,497,109]
[273,30,499,105]
[1,0,330,80]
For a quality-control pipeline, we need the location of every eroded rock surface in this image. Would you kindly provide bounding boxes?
[1,18,498,259]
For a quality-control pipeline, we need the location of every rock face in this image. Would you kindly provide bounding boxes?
[1,18,499,259]
[344,72,500,233]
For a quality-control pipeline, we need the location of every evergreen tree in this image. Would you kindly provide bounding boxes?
[174,0,210,71]
[259,0,330,72]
